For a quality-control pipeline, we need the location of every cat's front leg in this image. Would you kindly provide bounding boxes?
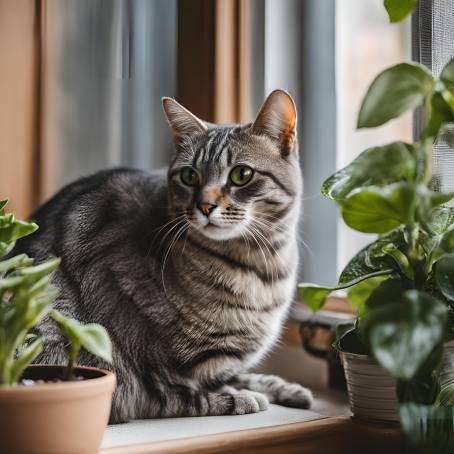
[229,373,313,409]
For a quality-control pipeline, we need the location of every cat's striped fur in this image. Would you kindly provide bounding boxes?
[14,90,312,422]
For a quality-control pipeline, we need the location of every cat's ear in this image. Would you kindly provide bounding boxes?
[251,89,297,155]
[162,98,207,145]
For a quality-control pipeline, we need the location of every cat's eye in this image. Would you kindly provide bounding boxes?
[229,165,254,186]
[180,167,199,186]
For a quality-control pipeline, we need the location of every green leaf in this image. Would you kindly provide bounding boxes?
[417,186,454,211]
[436,383,454,407]
[298,268,393,312]
[332,321,355,351]
[365,278,409,310]
[321,142,416,201]
[358,63,434,128]
[436,343,454,406]
[364,290,447,379]
[424,92,454,140]
[339,245,376,285]
[9,338,43,385]
[0,220,38,244]
[381,243,414,279]
[397,374,440,406]
[440,58,454,91]
[435,254,454,301]
[297,285,331,312]
[0,254,33,276]
[384,0,418,23]
[332,321,368,354]
[339,228,405,285]
[367,228,407,266]
[77,324,112,363]
[18,258,61,285]
[0,241,15,258]
[51,311,112,363]
[439,228,454,252]
[347,275,389,316]
[400,403,454,454]
[427,207,454,235]
[342,182,416,234]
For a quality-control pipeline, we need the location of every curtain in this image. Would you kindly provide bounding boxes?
[0,0,41,218]
[0,0,335,282]
[41,0,177,199]
[0,0,177,217]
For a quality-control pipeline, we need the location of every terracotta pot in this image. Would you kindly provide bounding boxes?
[0,365,116,454]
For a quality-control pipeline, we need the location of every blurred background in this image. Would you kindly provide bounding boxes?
[2,0,454,391]
[0,0,413,285]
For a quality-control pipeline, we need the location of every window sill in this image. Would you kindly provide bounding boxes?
[100,390,401,454]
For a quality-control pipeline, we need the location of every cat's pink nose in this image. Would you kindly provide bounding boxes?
[197,203,217,217]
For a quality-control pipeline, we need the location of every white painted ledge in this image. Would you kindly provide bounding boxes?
[101,390,349,450]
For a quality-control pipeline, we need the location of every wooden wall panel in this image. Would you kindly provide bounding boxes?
[0,0,40,218]
[177,0,251,124]
[177,0,216,122]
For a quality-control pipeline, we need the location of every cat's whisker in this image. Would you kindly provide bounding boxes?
[250,219,286,269]
[160,220,189,294]
[243,224,274,283]
[149,214,188,252]
[157,216,188,251]
[255,214,311,252]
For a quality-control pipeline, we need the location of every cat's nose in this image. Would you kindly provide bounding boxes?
[197,203,217,217]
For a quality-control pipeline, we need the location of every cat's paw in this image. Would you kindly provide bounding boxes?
[212,390,269,415]
[231,390,269,414]
[275,382,313,409]
[254,375,313,409]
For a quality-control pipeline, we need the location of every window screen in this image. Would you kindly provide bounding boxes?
[413,0,454,194]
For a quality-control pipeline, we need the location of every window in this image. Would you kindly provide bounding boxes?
[336,0,411,275]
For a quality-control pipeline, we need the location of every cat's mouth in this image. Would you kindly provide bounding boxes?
[205,221,220,229]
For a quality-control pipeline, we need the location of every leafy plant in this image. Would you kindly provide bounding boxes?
[298,20,454,454]
[0,200,112,385]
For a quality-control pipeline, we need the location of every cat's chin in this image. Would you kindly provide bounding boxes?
[194,223,245,241]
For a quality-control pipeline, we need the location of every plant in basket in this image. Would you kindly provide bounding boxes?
[298,27,454,454]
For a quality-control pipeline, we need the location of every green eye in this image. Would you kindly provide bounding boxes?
[229,165,254,186]
[180,167,199,186]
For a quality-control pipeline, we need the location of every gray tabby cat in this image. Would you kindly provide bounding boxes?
[14,89,312,423]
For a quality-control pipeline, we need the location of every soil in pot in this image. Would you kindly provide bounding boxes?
[0,365,116,454]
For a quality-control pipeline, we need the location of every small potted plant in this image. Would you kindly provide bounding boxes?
[0,200,116,454]
[298,15,454,453]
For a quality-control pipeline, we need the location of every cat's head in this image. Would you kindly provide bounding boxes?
[162,89,302,241]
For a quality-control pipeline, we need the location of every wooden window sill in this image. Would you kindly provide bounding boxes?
[100,391,402,454]
[100,416,402,454]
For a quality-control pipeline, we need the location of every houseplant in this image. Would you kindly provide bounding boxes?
[298,4,454,451]
[0,200,116,453]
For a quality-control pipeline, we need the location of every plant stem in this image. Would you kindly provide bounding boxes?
[64,342,80,381]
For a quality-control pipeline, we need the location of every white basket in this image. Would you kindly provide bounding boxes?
[341,341,454,423]
[341,352,399,423]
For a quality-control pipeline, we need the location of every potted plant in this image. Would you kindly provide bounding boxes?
[298,5,454,452]
[0,200,116,454]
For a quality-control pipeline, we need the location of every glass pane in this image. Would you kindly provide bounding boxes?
[336,0,412,275]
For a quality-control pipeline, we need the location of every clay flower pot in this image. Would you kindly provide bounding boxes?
[0,365,116,454]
